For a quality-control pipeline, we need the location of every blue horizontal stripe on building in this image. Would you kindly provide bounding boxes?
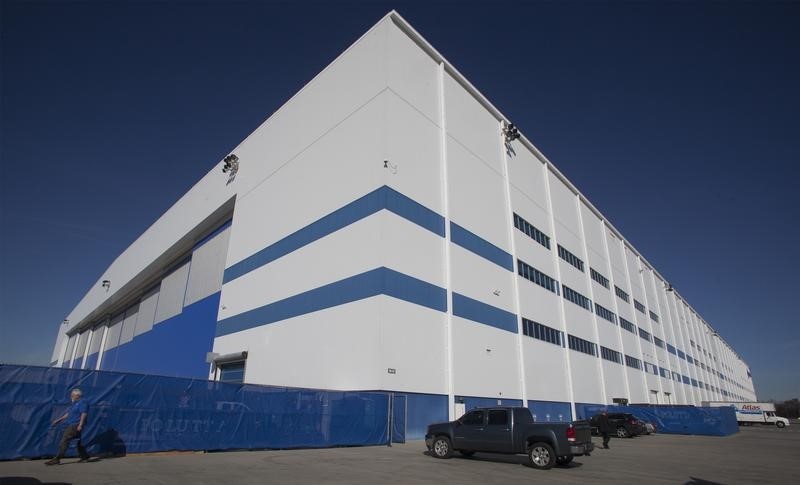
[223,186,517,285]
[216,267,448,337]
[452,292,518,333]
[450,222,513,271]
[223,186,445,284]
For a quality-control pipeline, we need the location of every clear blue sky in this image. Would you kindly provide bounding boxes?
[1,1,798,400]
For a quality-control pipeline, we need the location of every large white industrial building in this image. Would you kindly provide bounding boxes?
[51,11,756,438]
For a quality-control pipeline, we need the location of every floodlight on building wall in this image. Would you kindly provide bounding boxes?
[102,280,111,290]
[502,122,520,142]
[666,283,674,292]
[222,154,239,174]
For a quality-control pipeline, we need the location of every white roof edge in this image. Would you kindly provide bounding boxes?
[389,11,735,352]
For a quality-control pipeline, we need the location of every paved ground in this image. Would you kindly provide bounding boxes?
[1,425,799,484]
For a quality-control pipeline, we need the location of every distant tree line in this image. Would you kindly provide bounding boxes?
[774,399,799,419]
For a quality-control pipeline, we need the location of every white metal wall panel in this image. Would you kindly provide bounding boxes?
[547,171,580,237]
[213,299,383,391]
[385,20,440,128]
[523,341,570,403]
[450,245,514,314]
[518,285,561,331]
[104,313,124,351]
[602,362,627,401]
[135,287,159,336]
[507,145,549,215]
[119,304,139,345]
[220,216,381,323]
[88,326,103,355]
[452,317,522,400]
[63,334,76,364]
[377,297,447,395]
[380,212,446,289]
[228,19,390,204]
[444,72,503,174]
[73,331,89,365]
[570,354,603,404]
[383,92,443,214]
[606,230,627,284]
[154,261,190,324]
[225,92,385,269]
[446,136,509,252]
[185,226,231,306]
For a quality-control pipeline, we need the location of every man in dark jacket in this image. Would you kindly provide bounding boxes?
[597,410,611,449]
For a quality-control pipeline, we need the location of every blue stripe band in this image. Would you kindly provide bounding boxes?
[216,267,447,337]
[450,222,514,271]
[223,186,446,284]
[452,292,518,333]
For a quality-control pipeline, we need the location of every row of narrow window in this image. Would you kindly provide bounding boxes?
[517,260,559,295]
[600,346,622,364]
[513,214,551,250]
[522,318,563,347]
[512,215,685,332]
[563,285,592,311]
[530,330,729,393]
[513,222,734,382]
[594,303,617,324]
[558,244,585,272]
[568,334,596,356]
[590,268,609,289]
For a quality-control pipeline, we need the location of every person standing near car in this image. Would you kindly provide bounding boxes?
[597,410,611,449]
[46,388,90,465]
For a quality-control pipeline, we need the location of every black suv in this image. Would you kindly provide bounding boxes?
[589,412,645,438]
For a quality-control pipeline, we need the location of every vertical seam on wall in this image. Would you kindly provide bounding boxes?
[438,62,455,420]
[542,166,577,419]
[96,323,109,371]
[620,242,651,403]
[574,194,608,405]
[599,222,632,403]
[662,282,683,402]
[499,128,527,406]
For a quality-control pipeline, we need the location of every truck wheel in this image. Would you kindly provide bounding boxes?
[556,455,574,466]
[431,436,453,459]
[776,421,786,428]
[528,442,555,470]
[616,427,629,438]
[459,450,475,457]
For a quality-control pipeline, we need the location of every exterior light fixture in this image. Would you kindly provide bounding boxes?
[666,283,674,292]
[383,160,397,174]
[222,154,239,174]
[502,122,520,142]
[101,280,111,290]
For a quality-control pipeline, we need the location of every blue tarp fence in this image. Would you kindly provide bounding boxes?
[582,404,739,436]
[0,365,393,460]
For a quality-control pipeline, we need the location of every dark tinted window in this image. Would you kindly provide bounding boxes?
[488,410,508,426]
[461,410,484,426]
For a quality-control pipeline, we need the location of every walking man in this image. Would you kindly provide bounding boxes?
[597,410,611,449]
[46,388,90,465]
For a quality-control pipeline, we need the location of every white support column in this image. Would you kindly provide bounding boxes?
[437,62,456,420]
[499,121,527,408]
[574,197,607,406]
[541,167,577,420]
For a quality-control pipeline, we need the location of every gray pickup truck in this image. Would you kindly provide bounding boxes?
[425,406,594,469]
